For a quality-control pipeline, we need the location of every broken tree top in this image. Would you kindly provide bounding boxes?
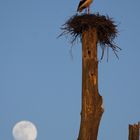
[59,13,121,59]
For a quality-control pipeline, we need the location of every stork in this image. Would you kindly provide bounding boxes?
[77,0,93,14]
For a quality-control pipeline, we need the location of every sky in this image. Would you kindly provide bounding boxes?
[0,0,140,139]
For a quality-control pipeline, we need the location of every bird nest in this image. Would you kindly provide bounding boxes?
[59,13,121,59]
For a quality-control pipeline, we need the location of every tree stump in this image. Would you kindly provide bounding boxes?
[129,122,140,140]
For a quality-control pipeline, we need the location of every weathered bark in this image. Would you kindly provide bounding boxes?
[129,122,140,140]
[77,28,104,140]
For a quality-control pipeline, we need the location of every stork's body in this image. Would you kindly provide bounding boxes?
[77,0,93,14]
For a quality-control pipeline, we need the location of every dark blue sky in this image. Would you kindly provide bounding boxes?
[0,0,140,139]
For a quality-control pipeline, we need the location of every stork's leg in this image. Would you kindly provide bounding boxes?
[85,7,88,14]
[85,8,87,14]
[87,6,90,14]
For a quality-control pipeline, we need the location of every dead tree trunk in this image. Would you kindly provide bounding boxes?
[77,28,104,140]
[129,122,140,140]
[59,13,119,140]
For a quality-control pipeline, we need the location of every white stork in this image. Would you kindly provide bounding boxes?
[77,0,93,14]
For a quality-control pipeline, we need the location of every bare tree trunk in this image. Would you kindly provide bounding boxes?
[77,28,104,140]
[129,122,140,140]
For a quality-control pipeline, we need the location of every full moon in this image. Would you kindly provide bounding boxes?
[12,120,37,140]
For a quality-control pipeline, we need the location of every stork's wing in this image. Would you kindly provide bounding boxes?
[77,0,86,11]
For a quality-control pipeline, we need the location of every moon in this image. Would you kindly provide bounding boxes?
[12,120,37,140]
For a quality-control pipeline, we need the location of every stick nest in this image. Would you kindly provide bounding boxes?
[59,13,121,59]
